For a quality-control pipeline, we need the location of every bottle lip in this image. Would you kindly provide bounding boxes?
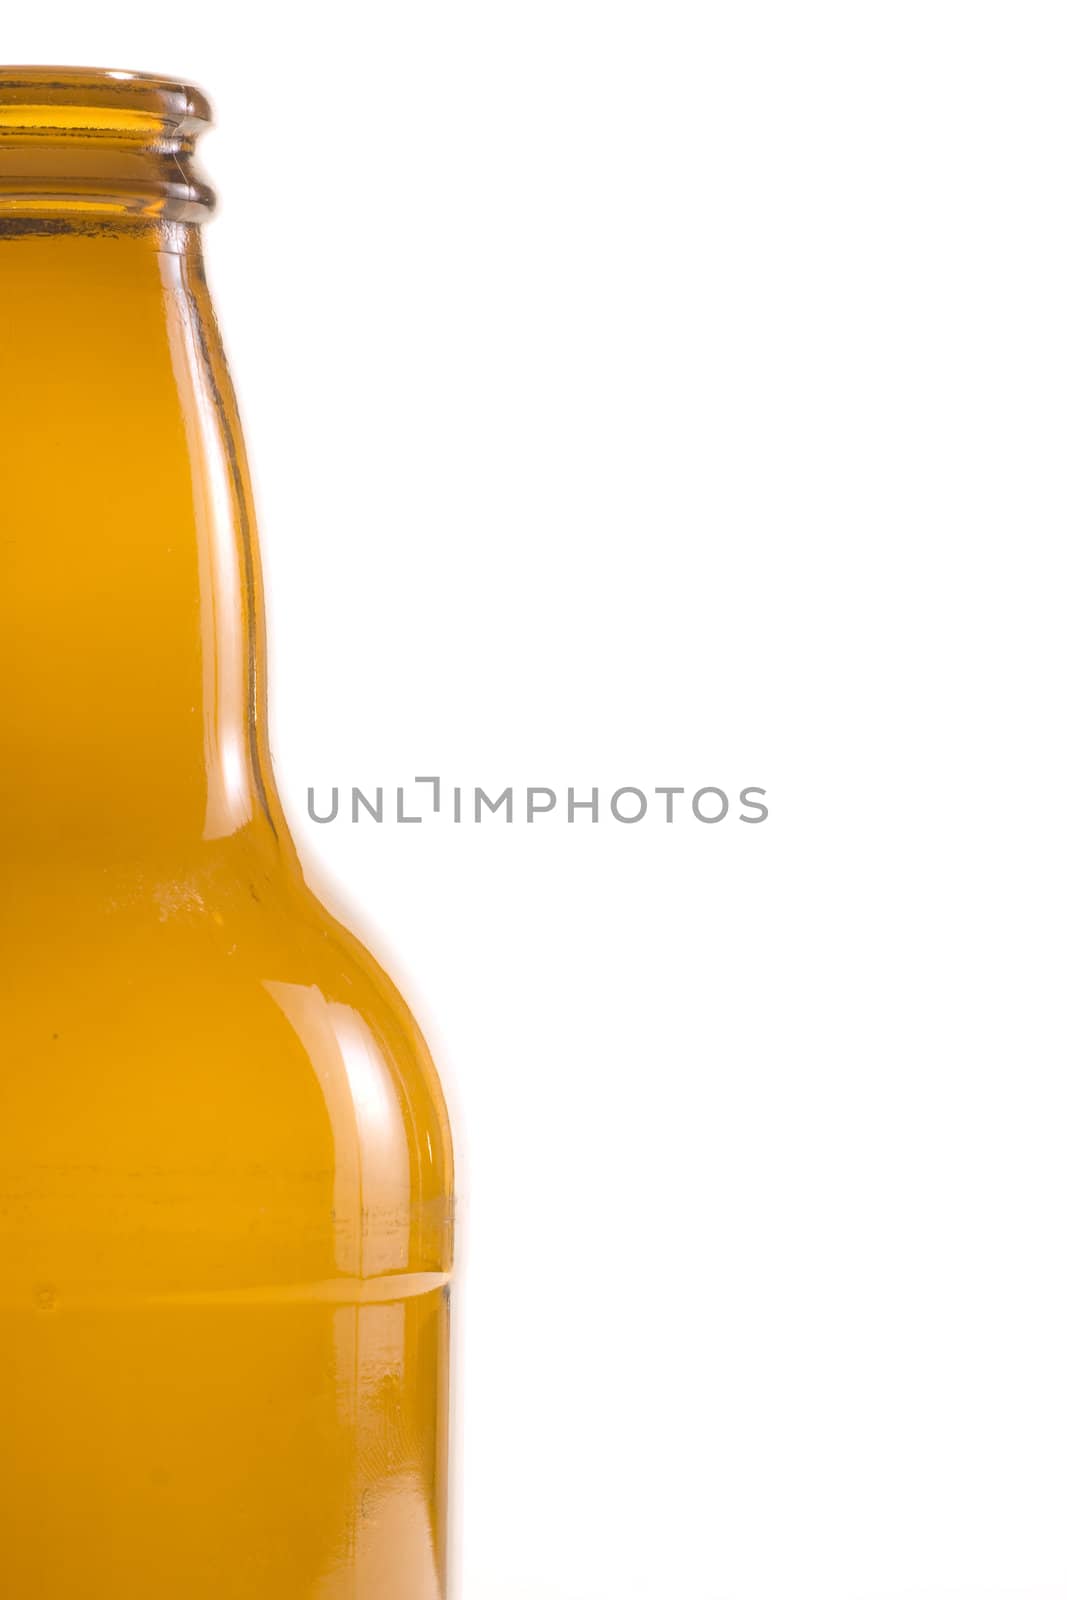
[0,67,214,226]
[0,66,211,138]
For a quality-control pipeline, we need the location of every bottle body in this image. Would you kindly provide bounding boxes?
[0,849,452,1598]
[0,70,453,1598]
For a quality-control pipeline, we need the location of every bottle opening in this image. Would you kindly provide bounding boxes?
[0,66,214,224]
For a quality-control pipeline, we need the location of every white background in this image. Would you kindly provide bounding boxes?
[9,6,1067,1597]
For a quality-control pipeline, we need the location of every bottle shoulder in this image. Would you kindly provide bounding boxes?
[3,838,438,1067]
[0,842,454,1284]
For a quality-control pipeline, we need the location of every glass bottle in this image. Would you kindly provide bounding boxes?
[0,66,454,1598]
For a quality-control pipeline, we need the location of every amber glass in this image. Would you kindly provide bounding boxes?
[0,68,453,1598]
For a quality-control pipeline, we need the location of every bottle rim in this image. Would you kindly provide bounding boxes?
[0,66,211,137]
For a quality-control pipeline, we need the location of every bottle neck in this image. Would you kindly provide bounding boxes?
[0,221,285,861]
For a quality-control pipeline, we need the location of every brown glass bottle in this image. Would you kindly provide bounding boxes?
[0,67,453,1598]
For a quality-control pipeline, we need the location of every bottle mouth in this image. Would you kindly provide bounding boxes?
[0,66,215,224]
